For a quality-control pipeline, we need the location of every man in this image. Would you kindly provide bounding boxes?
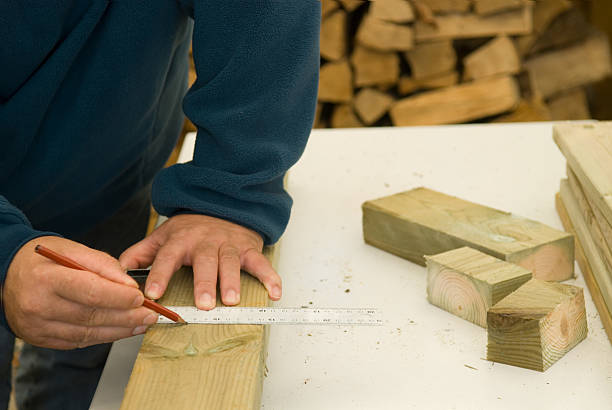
[0,1,320,409]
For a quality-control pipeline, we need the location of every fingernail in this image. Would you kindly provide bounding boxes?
[225,290,239,305]
[143,313,158,325]
[146,283,161,299]
[133,325,147,335]
[271,286,282,300]
[198,293,214,309]
[132,294,144,307]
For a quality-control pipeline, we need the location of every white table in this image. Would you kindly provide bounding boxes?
[91,123,612,410]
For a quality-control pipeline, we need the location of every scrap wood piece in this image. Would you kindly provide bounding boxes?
[320,9,348,61]
[556,193,612,344]
[356,15,414,51]
[318,60,353,103]
[353,88,394,125]
[463,35,521,80]
[397,71,458,95]
[370,0,414,23]
[473,0,527,16]
[414,5,533,41]
[362,187,574,281]
[487,278,587,372]
[121,245,279,410]
[390,75,519,126]
[426,247,532,327]
[404,40,456,80]
[351,45,400,86]
[331,104,364,128]
[547,88,591,121]
[514,0,572,56]
[525,33,612,99]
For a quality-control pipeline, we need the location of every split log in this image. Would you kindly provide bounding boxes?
[370,0,414,23]
[515,0,572,56]
[415,5,533,41]
[525,33,612,99]
[473,0,526,16]
[338,0,363,12]
[320,9,347,61]
[426,247,532,327]
[419,0,471,13]
[493,98,551,123]
[487,278,587,372]
[463,36,521,80]
[547,88,591,120]
[318,60,353,103]
[404,40,456,80]
[321,0,340,18]
[362,187,574,281]
[351,45,400,87]
[530,8,594,56]
[356,15,414,51]
[397,72,459,95]
[353,88,394,125]
[390,75,520,126]
[331,104,363,128]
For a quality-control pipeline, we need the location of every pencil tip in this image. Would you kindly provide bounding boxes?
[177,316,187,324]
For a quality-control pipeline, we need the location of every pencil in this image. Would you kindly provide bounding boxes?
[34,244,186,324]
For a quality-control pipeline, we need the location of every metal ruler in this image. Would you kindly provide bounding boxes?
[157,306,383,326]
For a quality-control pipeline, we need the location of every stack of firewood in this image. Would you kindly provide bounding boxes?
[316,0,612,128]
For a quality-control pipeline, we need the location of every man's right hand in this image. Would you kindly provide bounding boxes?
[3,236,158,350]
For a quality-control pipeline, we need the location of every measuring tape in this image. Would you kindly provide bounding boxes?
[156,307,383,326]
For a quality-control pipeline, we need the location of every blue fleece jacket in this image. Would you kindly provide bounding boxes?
[0,0,320,331]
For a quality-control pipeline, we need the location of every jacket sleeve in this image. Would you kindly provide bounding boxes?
[0,196,59,332]
[152,1,321,245]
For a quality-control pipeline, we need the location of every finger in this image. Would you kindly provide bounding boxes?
[145,241,187,299]
[218,243,241,306]
[44,299,158,328]
[192,244,219,310]
[119,234,162,270]
[54,268,144,309]
[242,248,282,300]
[65,243,139,288]
[43,322,149,348]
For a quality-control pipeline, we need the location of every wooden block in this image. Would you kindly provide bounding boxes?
[321,0,340,18]
[370,0,414,23]
[320,9,348,61]
[405,40,456,80]
[556,193,612,344]
[420,0,471,13]
[330,104,363,128]
[121,246,279,410]
[493,98,551,123]
[390,75,520,126]
[353,88,394,125]
[463,36,521,80]
[548,88,591,121]
[351,45,400,86]
[412,0,438,26]
[397,72,458,95]
[525,33,612,99]
[318,60,353,103]
[338,0,363,12]
[362,187,574,281]
[415,5,533,41]
[487,278,587,372]
[356,15,414,51]
[473,0,526,16]
[426,247,532,327]
[514,0,572,56]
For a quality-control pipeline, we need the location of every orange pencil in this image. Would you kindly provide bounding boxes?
[34,244,186,324]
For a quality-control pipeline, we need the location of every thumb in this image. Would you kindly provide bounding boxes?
[119,234,161,271]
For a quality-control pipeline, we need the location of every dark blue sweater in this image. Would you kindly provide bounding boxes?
[0,1,320,331]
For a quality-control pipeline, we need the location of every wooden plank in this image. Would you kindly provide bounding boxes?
[351,45,400,87]
[362,187,574,281]
[555,193,612,344]
[547,88,591,121]
[330,104,364,128]
[370,0,414,23]
[390,75,519,126]
[473,0,526,16]
[320,9,348,61]
[525,33,612,99]
[553,122,612,228]
[487,278,587,372]
[415,5,533,41]
[463,36,521,80]
[404,40,456,80]
[353,88,394,125]
[426,247,532,327]
[514,0,572,56]
[493,98,551,123]
[121,245,279,410]
[318,60,353,103]
[356,15,414,51]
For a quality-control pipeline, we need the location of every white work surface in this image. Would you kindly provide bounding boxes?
[92,123,612,410]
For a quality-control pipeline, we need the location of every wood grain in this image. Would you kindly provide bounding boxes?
[463,36,521,80]
[120,245,279,410]
[405,40,456,80]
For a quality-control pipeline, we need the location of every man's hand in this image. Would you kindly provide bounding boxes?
[119,214,281,310]
[4,236,159,350]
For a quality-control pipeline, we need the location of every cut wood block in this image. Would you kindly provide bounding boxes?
[548,88,591,121]
[320,9,347,61]
[553,122,612,228]
[338,0,363,12]
[514,0,572,56]
[362,187,574,281]
[463,36,521,80]
[318,60,352,103]
[121,246,279,410]
[331,104,363,128]
[426,247,532,327]
[473,0,526,16]
[420,0,471,13]
[390,75,519,126]
[351,45,400,86]
[370,0,414,23]
[487,278,587,372]
[493,98,551,123]
[415,5,533,41]
[405,40,456,80]
[525,33,612,99]
[322,0,340,18]
[412,1,438,26]
[397,72,459,95]
[556,193,612,344]
[356,15,414,51]
[353,88,394,125]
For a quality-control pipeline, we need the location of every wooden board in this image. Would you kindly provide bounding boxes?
[426,247,532,327]
[555,193,612,344]
[120,245,279,410]
[356,15,414,51]
[463,36,521,80]
[320,9,348,61]
[487,278,587,372]
[389,75,519,126]
[404,40,456,80]
[351,45,400,87]
[362,187,574,281]
[318,60,353,103]
[548,88,591,121]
